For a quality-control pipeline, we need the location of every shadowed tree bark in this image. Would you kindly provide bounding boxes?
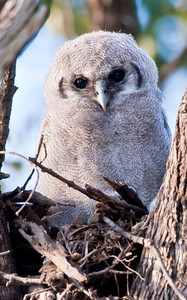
[87,0,139,37]
[0,1,50,299]
[0,197,21,300]
[0,63,17,169]
[130,86,187,299]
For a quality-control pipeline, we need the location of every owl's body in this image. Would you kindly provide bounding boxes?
[37,31,171,224]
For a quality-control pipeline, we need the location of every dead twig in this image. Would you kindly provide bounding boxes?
[23,286,54,300]
[0,250,10,256]
[0,151,39,215]
[58,283,74,300]
[29,158,148,216]
[86,185,148,215]
[19,221,87,284]
[0,271,46,286]
[111,255,144,281]
[22,135,44,190]
[104,177,147,210]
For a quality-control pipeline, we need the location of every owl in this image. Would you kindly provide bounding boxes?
[37,31,171,225]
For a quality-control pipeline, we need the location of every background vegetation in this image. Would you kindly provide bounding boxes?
[1,0,187,191]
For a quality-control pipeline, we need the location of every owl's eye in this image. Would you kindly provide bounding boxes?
[74,78,88,89]
[109,69,125,83]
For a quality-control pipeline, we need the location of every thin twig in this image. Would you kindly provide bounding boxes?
[0,271,45,286]
[70,278,100,300]
[58,283,74,300]
[0,151,39,215]
[23,286,54,300]
[68,224,96,238]
[59,229,72,256]
[103,216,186,300]
[22,135,44,190]
[0,250,10,256]
[88,250,129,278]
[112,255,144,281]
[79,248,98,265]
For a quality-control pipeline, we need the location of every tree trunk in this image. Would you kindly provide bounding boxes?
[130,86,187,299]
[0,0,50,79]
[86,0,139,37]
[0,1,51,299]
[0,196,22,299]
[0,63,17,169]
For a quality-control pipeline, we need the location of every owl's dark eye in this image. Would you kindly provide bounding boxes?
[74,78,88,89]
[109,69,125,83]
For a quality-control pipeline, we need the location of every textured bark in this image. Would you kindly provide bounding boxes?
[0,197,22,299]
[87,0,139,37]
[0,63,16,169]
[0,0,50,79]
[130,87,187,299]
[0,1,51,299]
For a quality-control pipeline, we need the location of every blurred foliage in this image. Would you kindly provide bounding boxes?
[48,0,187,80]
[8,161,22,170]
[48,0,89,36]
[137,0,187,65]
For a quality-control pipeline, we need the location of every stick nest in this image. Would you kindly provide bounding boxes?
[2,180,148,300]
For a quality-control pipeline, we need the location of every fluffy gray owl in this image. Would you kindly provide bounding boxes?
[37,31,171,224]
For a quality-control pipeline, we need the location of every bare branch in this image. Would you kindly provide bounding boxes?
[0,271,45,286]
[0,151,39,215]
[19,221,88,284]
[159,47,187,84]
[0,250,10,256]
[23,286,54,300]
[0,62,16,169]
[0,0,50,78]
[29,157,148,216]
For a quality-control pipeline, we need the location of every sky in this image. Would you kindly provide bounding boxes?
[1,23,187,192]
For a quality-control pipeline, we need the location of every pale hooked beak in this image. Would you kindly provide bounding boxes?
[95,80,109,112]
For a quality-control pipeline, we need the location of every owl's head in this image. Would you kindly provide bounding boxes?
[45,31,160,117]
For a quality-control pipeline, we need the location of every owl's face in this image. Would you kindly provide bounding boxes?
[45,31,159,117]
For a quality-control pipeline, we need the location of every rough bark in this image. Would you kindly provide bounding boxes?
[86,0,139,37]
[0,0,50,79]
[0,63,16,169]
[0,1,51,299]
[130,86,187,299]
[0,197,22,299]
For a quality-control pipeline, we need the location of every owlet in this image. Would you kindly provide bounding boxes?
[37,31,171,224]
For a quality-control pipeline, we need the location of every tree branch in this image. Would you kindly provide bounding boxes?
[0,271,46,286]
[19,221,88,284]
[0,62,16,169]
[0,0,50,79]
[29,157,148,216]
[159,46,187,84]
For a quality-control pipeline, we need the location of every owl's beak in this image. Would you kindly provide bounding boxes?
[95,80,109,112]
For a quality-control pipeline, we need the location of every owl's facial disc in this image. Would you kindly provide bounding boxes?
[95,80,109,112]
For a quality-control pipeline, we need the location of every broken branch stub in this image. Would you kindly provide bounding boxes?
[19,221,88,284]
